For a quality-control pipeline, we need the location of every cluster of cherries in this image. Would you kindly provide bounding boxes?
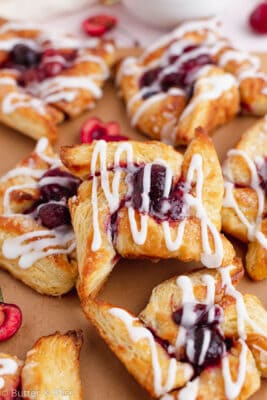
[139,45,213,100]
[23,167,81,230]
[3,44,77,86]
[131,164,185,222]
[173,303,230,374]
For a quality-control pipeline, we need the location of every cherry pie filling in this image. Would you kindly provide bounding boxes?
[1,44,78,87]
[23,168,81,229]
[150,303,234,379]
[108,163,186,240]
[257,157,267,193]
[139,45,214,101]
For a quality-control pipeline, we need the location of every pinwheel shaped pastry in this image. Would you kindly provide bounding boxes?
[0,353,23,399]
[21,330,83,400]
[0,17,115,142]
[0,137,79,295]
[117,18,267,145]
[61,130,235,299]
[83,259,267,399]
[222,117,267,281]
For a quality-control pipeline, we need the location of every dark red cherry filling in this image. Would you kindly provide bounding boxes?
[23,167,81,229]
[139,45,213,100]
[173,303,227,373]
[2,44,78,86]
[131,164,185,222]
[0,301,22,342]
[10,44,41,67]
[40,168,81,201]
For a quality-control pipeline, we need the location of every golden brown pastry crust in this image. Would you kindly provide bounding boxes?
[21,331,83,400]
[83,260,264,399]
[222,117,267,280]
[0,353,23,400]
[61,132,235,300]
[0,139,78,295]
[0,18,115,141]
[116,20,243,146]
[83,297,194,398]
[117,19,267,145]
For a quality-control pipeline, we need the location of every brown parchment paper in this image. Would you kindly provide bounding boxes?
[0,51,267,400]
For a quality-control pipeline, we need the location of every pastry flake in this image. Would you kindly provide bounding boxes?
[222,117,267,280]
[0,18,115,141]
[117,18,267,145]
[0,353,23,400]
[61,130,235,299]
[83,260,265,399]
[0,137,79,295]
[21,330,83,400]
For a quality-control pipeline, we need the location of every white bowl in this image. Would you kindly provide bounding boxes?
[121,0,231,28]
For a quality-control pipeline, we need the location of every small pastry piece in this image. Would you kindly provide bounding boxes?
[21,330,83,400]
[0,137,79,295]
[117,18,267,145]
[0,353,23,400]
[61,130,235,299]
[83,260,265,399]
[0,18,115,141]
[222,117,267,280]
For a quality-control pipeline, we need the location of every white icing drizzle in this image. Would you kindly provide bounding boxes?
[1,138,75,268]
[0,38,39,51]
[0,21,41,34]
[140,18,219,61]
[2,92,46,115]
[29,76,102,104]
[223,149,267,249]
[180,74,237,121]
[252,344,267,368]
[109,307,189,397]
[219,50,260,70]
[90,141,224,268]
[76,54,109,80]
[220,265,266,338]
[0,357,18,390]
[222,339,248,400]
[2,227,75,269]
[130,88,184,127]
[175,274,216,356]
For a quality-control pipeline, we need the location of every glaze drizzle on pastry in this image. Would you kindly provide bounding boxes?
[223,146,267,250]
[109,265,266,399]
[90,140,223,268]
[0,138,78,269]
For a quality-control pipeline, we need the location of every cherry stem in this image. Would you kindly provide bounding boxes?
[0,288,3,303]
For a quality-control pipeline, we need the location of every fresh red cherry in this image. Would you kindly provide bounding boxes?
[82,14,117,37]
[80,118,128,143]
[249,1,267,33]
[0,302,22,342]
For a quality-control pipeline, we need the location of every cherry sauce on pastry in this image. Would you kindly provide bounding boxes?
[23,167,81,229]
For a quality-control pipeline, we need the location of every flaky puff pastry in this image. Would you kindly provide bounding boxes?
[61,130,235,299]
[0,353,23,400]
[116,19,241,146]
[21,331,83,400]
[0,18,115,141]
[0,138,78,295]
[83,259,263,399]
[117,18,267,145]
[222,117,267,280]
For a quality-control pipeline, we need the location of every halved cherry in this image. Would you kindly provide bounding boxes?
[80,117,128,143]
[82,14,117,37]
[0,302,22,342]
[249,1,267,33]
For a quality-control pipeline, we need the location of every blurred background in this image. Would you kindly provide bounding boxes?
[0,0,265,50]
